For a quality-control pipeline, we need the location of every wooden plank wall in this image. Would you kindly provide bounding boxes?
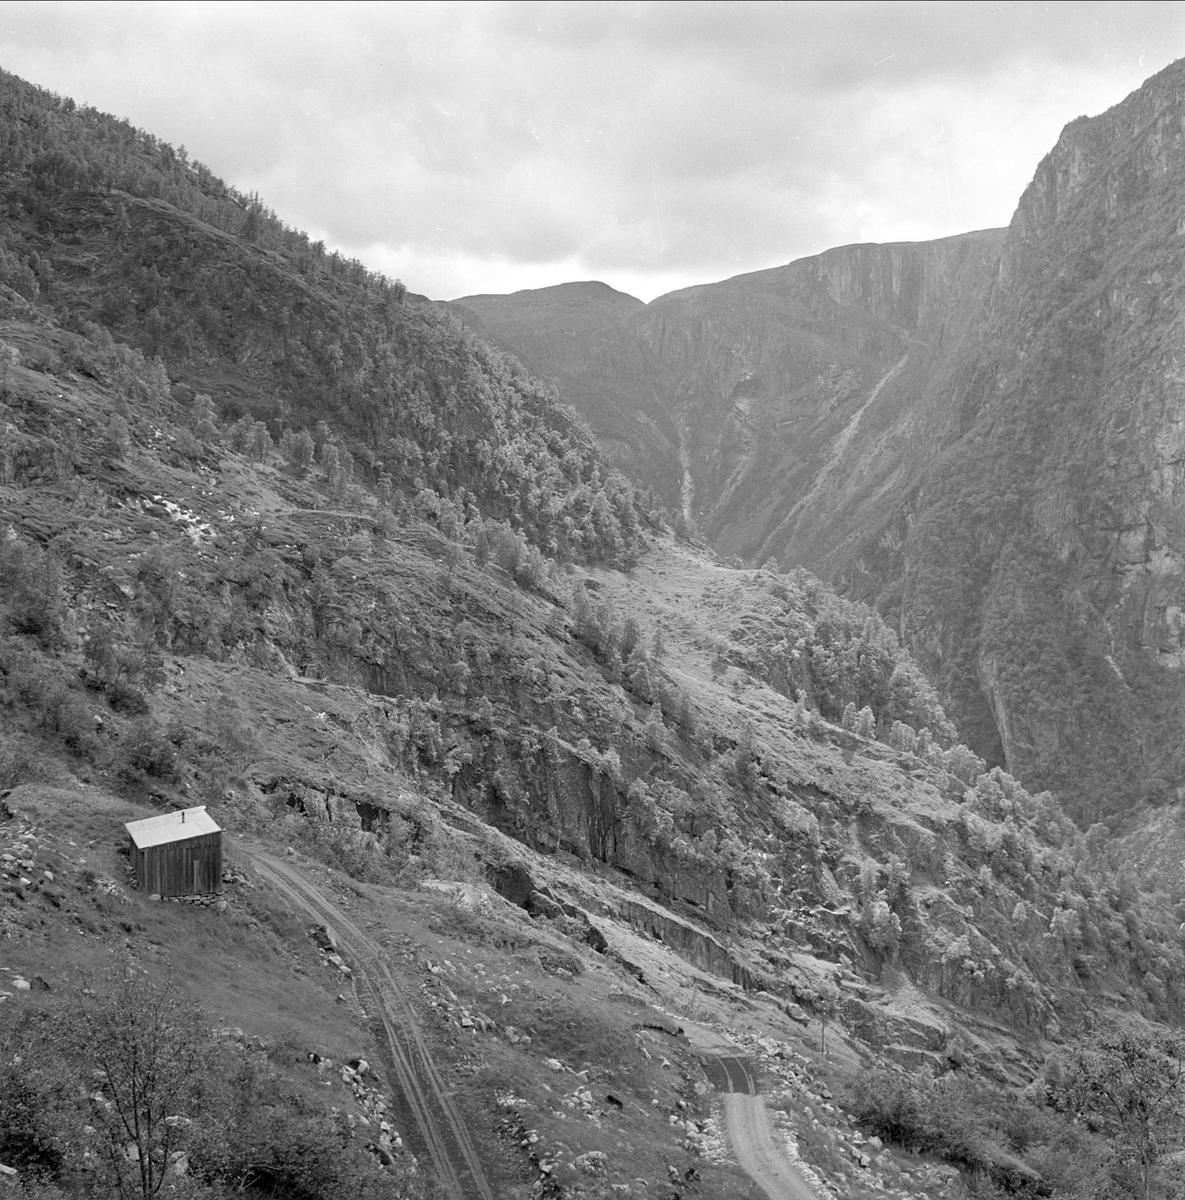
[131,833,222,897]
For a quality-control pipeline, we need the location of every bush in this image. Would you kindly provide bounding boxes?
[0,733,66,789]
[0,539,67,651]
[118,717,181,785]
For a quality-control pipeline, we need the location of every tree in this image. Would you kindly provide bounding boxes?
[1055,1016,1185,1200]
[855,706,876,739]
[103,413,131,462]
[69,965,210,1200]
[816,977,841,1057]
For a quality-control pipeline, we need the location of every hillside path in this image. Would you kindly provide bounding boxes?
[684,1025,819,1200]
[724,1093,818,1200]
[243,848,496,1200]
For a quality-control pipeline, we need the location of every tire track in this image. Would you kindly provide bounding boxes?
[246,849,496,1200]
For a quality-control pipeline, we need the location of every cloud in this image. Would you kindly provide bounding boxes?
[1,1,1182,300]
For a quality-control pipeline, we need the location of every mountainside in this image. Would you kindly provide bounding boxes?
[6,62,1185,1200]
[455,231,1004,558]
[891,58,1185,824]
[454,282,685,514]
[452,59,1185,830]
[630,229,1005,569]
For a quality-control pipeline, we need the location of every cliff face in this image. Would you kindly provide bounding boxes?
[453,61,1185,823]
[893,59,1185,819]
[634,230,1004,571]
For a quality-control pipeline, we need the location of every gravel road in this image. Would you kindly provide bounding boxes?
[246,848,496,1200]
[684,1024,819,1200]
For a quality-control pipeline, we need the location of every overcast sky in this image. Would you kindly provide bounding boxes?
[1,1,1183,301]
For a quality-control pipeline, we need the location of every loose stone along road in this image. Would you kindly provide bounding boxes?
[687,1027,819,1200]
[246,849,496,1200]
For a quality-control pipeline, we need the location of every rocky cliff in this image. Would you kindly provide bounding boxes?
[633,229,1004,570]
[891,59,1185,822]
[455,60,1185,827]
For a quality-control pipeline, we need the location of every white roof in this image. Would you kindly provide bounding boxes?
[125,806,221,850]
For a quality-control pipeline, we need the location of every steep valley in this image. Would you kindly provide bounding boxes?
[3,60,1185,1200]
[454,59,1185,834]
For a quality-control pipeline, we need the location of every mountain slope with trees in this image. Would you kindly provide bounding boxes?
[3,62,1185,1200]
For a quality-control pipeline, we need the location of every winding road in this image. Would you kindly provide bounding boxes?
[686,1028,819,1200]
[244,848,495,1200]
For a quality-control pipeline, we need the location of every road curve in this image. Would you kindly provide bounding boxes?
[245,849,496,1200]
[683,1025,819,1200]
[702,1052,757,1094]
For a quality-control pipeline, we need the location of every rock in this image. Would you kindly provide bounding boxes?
[148,894,161,902]
[527,890,564,921]
[13,978,30,991]
[310,923,338,952]
[783,1002,811,1024]
[544,1058,564,1072]
[572,1150,607,1176]
[491,861,537,908]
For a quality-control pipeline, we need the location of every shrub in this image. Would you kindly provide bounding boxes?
[118,718,181,785]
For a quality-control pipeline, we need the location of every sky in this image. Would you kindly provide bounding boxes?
[1,1,1183,302]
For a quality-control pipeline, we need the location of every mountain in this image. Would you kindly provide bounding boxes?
[454,281,685,513]
[452,60,1185,830]
[5,63,1185,1200]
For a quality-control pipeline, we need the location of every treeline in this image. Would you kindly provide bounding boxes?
[0,67,648,569]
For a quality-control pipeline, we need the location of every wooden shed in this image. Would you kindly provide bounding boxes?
[125,806,222,898]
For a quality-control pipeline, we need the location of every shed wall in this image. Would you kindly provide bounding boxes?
[131,832,222,897]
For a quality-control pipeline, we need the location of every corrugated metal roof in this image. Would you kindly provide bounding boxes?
[125,806,221,850]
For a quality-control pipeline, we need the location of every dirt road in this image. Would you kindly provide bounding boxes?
[724,1093,819,1200]
[684,1025,819,1200]
[245,849,496,1200]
